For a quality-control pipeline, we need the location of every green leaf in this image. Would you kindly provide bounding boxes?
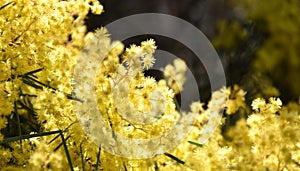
[164,153,185,165]
[123,162,128,171]
[48,121,76,144]
[95,147,101,171]
[188,140,203,147]
[53,135,71,152]
[59,130,74,171]
[24,68,44,76]
[0,130,61,144]
[14,102,22,151]
[22,77,43,90]
[80,143,86,171]
[0,1,15,11]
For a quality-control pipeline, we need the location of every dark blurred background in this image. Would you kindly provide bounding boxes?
[85,0,300,104]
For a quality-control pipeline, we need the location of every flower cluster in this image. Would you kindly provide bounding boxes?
[164,58,187,94]
[1,0,300,170]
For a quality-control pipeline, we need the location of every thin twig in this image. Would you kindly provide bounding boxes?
[11,19,35,45]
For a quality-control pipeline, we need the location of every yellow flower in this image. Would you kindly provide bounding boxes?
[163,58,187,94]
[269,97,282,108]
[268,97,282,113]
[90,1,103,15]
[190,101,204,113]
[142,54,156,70]
[141,38,156,54]
[251,98,266,112]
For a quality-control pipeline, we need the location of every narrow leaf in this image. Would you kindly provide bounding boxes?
[14,102,22,151]
[59,130,74,171]
[188,141,203,147]
[164,153,185,165]
[66,93,84,102]
[80,143,86,171]
[22,77,43,89]
[293,159,300,167]
[53,135,71,152]
[95,147,101,171]
[0,1,15,11]
[24,68,43,76]
[17,100,36,115]
[1,130,61,144]
[48,121,76,144]
[123,162,128,171]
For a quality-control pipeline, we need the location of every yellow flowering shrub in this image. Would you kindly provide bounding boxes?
[0,0,300,171]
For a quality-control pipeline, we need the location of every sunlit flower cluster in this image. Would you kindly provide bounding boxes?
[164,58,187,94]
